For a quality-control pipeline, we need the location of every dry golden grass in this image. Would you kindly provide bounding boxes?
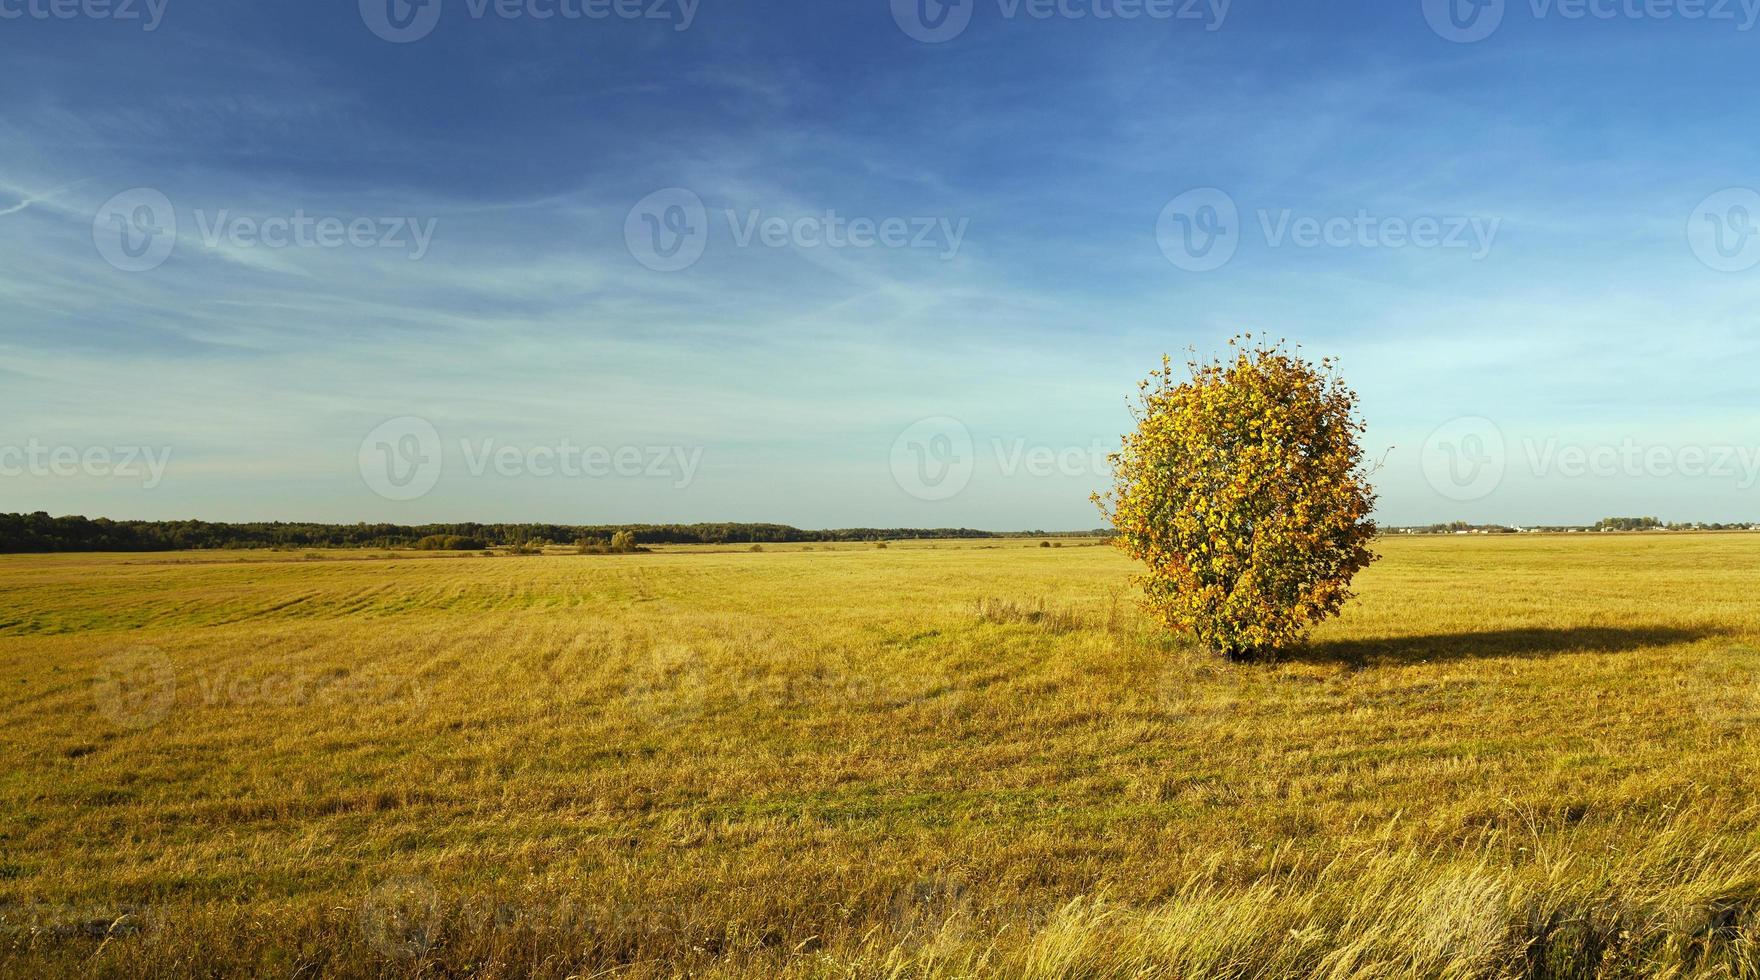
[3,534,1760,977]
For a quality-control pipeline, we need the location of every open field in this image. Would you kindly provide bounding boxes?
[4,535,1760,978]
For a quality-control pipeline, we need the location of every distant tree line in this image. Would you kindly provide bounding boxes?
[411,535,489,551]
[0,513,1106,554]
[1393,517,1757,535]
[576,530,644,555]
[1399,521,1514,535]
[1593,516,1662,532]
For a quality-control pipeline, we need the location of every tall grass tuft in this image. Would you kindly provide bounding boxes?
[974,597,1086,632]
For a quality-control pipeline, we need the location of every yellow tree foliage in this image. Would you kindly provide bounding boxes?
[1096,337,1378,660]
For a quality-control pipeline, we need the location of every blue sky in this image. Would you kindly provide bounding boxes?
[3,0,1759,529]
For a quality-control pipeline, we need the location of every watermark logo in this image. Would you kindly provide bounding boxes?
[1425,0,1760,42]
[1423,0,1504,41]
[891,0,974,41]
[360,0,442,41]
[93,647,176,729]
[457,439,703,486]
[625,643,709,728]
[1156,188,1239,272]
[193,210,438,260]
[1690,644,1760,728]
[889,424,1113,501]
[992,438,1112,480]
[626,188,710,272]
[93,188,177,273]
[360,417,445,502]
[1421,417,1507,502]
[1259,209,1499,257]
[354,878,607,958]
[724,210,968,258]
[0,903,159,939]
[361,0,698,42]
[888,876,973,938]
[358,418,705,502]
[1523,438,1760,488]
[891,417,975,501]
[1420,421,1760,502]
[891,0,1230,41]
[0,0,168,30]
[626,189,970,271]
[194,669,425,711]
[1158,189,1501,271]
[359,876,444,958]
[0,440,173,488]
[95,190,439,270]
[1688,188,1760,273]
[1159,662,1241,722]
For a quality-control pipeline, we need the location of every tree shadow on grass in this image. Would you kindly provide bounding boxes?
[1293,625,1721,667]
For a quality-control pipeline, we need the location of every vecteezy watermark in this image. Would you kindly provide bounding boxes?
[193,210,438,261]
[1159,660,1242,722]
[0,902,161,939]
[1257,210,1500,258]
[1422,417,1760,501]
[0,440,173,489]
[0,0,168,30]
[457,439,703,485]
[1690,644,1760,728]
[1157,188,1501,272]
[891,417,977,501]
[93,188,177,273]
[93,648,424,731]
[357,876,608,959]
[1687,187,1760,273]
[358,876,444,958]
[93,647,177,729]
[890,0,1230,43]
[193,669,425,711]
[723,209,968,259]
[93,188,439,272]
[624,188,970,272]
[360,417,445,502]
[1421,417,1508,503]
[1424,0,1760,43]
[624,189,709,272]
[1421,0,1507,40]
[358,416,705,502]
[359,0,699,43]
[889,417,1113,501]
[1524,439,1760,486]
[888,876,973,939]
[1155,188,1239,272]
[625,642,709,728]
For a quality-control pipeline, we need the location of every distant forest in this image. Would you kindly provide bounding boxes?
[0,512,1103,554]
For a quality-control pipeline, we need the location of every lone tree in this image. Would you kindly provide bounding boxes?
[1095,337,1377,660]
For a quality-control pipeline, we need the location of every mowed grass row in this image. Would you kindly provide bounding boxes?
[3,535,1760,977]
